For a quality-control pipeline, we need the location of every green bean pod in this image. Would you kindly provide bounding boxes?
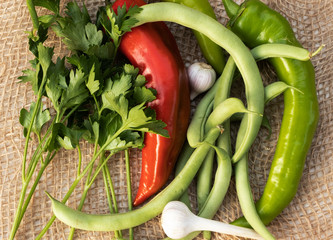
[222,0,320,227]
[188,97,253,147]
[196,148,215,212]
[174,141,194,209]
[187,89,216,148]
[234,154,276,240]
[264,81,302,105]
[160,0,226,74]
[205,97,254,132]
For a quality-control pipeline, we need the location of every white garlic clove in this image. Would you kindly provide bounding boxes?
[187,62,216,100]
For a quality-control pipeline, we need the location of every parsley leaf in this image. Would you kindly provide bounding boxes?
[100,4,141,47]
[52,2,105,55]
[125,103,169,137]
[98,112,123,147]
[133,86,156,105]
[19,43,54,94]
[102,92,129,121]
[19,102,51,137]
[86,64,100,95]
[33,0,60,14]
[25,25,48,58]
[18,65,40,95]
[60,69,90,110]
[45,73,65,112]
[105,132,143,152]
[49,123,84,151]
[39,14,57,29]
[116,4,141,33]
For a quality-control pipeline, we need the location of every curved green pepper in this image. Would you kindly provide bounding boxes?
[161,0,225,74]
[222,0,320,227]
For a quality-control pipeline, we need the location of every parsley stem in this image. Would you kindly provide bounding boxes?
[68,150,109,239]
[36,126,127,239]
[22,69,48,182]
[60,104,81,124]
[101,164,118,211]
[77,144,82,176]
[25,117,54,173]
[103,166,115,210]
[92,94,101,115]
[17,152,57,223]
[9,183,28,239]
[26,0,39,32]
[100,153,122,239]
[12,105,82,239]
[22,98,41,182]
[9,151,56,240]
[125,149,134,240]
[16,77,47,238]
[68,151,123,240]
[67,142,99,240]
[101,161,123,239]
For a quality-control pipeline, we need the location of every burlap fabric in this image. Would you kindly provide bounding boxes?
[1,0,332,239]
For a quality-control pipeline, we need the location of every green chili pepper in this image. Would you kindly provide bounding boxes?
[222,0,320,227]
[161,0,225,74]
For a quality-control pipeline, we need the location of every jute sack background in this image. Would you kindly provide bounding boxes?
[0,0,332,239]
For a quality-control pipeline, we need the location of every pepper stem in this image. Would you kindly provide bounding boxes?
[221,0,239,18]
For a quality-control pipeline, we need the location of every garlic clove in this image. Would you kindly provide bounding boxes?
[187,62,216,100]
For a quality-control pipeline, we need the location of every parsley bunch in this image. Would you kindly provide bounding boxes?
[10,1,166,239]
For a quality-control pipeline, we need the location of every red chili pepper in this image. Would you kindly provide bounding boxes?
[112,0,191,206]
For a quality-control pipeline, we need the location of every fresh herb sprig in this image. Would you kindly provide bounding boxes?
[10,1,164,240]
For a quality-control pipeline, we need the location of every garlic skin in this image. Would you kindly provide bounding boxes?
[187,62,216,100]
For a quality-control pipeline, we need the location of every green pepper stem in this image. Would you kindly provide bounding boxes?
[309,44,324,58]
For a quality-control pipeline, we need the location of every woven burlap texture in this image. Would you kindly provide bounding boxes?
[1,0,332,239]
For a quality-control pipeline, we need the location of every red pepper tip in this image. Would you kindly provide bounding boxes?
[133,192,147,206]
